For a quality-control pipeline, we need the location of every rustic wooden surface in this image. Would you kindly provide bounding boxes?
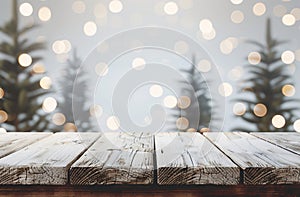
[155,132,240,185]
[204,132,300,185]
[251,132,300,155]
[0,132,51,159]
[70,132,154,185]
[0,132,100,185]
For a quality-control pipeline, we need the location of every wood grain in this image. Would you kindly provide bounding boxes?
[155,132,240,185]
[0,132,100,185]
[0,132,51,159]
[251,132,300,155]
[204,132,300,185]
[70,132,154,185]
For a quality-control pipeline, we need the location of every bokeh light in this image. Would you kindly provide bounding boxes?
[174,40,189,54]
[52,40,72,54]
[233,102,246,116]
[197,59,211,72]
[291,8,300,21]
[83,21,97,36]
[94,3,107,18]
[164,1,178,15]
[178,96,191,109]
[230,0,243,5]
[32,63,45,74]
[42,97,57,113]
[0,110,8,123]
[202,29,216,40]
[248,52,261,65]
[220,39,234,54]
[40,76,52,89]
[106,116,120,130]
[89,105,103,117]
[228,66,243,81]
[109,0,123,13]
[199,19,213,33]
[64,122,77,132]
[218,82,233,97]
[187,128,196,132]
[293,119,300,132]
[149,85,163,97]
[0,88,4,99]
[253,2,266,16]
[282,14,296,26]
[176,117,189,130]
[132,57,146,70]
[282,84,295,97]
[38,7,51,22]
[18,53,32,67]
[52,113,66,126]
[200,127,210,133]
[253,103,267,117]
[273,5,287,17]
[281,50,295,64]
[272,115,285,128]
[72,1,86,14]
[231,10,244,24]
[95,62,109,76]
[163,95,177,108]
[19,3,33,17]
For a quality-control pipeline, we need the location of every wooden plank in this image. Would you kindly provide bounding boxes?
[251,132,300,155]
[155,132,240,185]
[70,132,153,185]
[0,132,100,185]
[204,132,300,185]
[0,132,51,159]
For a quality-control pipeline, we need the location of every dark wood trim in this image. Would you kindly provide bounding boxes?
[0,184,299,197]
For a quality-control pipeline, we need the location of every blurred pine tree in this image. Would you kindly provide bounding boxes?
[57,50,92,132]
[234,18,298,132]
[175,55,212,132]
[0,0,50,132]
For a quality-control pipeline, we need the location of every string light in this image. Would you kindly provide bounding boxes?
[109,0,123,13]
[0,128,7,133]
[253,2,266,16]
[231,10,244,24]
[197,59,211,72]
[0,110,8,123]
[106,116,120,130]
[0,88,4,99]
[282,84,295,97]
[230,0,243,5]
[18,53,32,67]
[248,52,261,65]
[52,113,66,126]
[233,102,246,116]
[149,85,163,98]
[42,97,57,113]
[38,7,51,22]
[32,63,45,74]
[272,115,285,128]
[132,57,146,70]
[95,62,109,76]
[253,103,267,117]
[64,122,77,132]
[282,14,296,26]
[178,96,191,109]
[164,1,178,15]
[40,76,52,89]
[218,82,233,97]
[83,21,97,36]
[19,3,33,16]
[176,117,189,130]
[281,50,295,64]
[293,119,300,132]
[89,105,103,117]
[163,95,177,108]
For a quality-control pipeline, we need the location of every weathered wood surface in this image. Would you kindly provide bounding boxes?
[251,132,300,155]
[155,132,240,185]
[0,132,100,185]
[0,132,51,159]
[70,132,154,185]
[204,132,300,185]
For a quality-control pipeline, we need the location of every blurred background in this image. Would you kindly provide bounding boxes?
[0,0,300,133]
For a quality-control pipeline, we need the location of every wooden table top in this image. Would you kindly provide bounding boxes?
[0,131,299,196]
